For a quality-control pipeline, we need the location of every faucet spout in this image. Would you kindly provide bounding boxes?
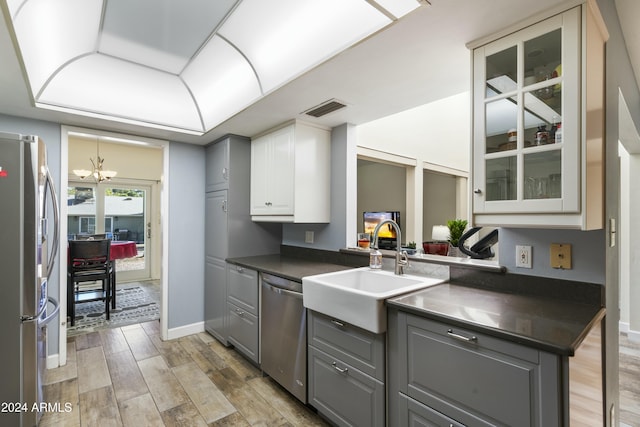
[371,219,408,275]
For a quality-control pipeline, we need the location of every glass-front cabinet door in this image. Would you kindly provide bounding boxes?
[472,8,580,214]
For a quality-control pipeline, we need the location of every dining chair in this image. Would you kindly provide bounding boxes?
[75,233,108,240]
[67,239,115,326]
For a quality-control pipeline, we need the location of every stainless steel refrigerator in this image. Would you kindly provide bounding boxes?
[0,132,60,427]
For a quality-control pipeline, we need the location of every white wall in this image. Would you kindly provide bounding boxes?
[356,92,470,172]
[619,143,640,336]
[68,137,162,181]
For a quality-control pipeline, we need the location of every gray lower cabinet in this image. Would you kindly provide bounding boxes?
[226,264,259,363]
[388,308,561,427]
[398,393,465,427]
[307,310,385,427]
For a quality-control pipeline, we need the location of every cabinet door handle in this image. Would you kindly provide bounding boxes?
[332,362,348,374]
[222,200,228,212]
[235,308,245,316]
[447,329,477,343]
[236,266,244,273]
[222,167,228,180]
[331,319,345,328]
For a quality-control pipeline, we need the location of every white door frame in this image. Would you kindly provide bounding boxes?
[58,126,170,366]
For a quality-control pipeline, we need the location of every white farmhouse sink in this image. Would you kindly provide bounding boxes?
[302,267,444,333]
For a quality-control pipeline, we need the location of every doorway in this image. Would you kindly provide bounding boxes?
[617,92,640,425]
[59,127,167,363]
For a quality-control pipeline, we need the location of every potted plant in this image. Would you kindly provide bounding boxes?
[446,219,468,257]
[402,241,417,255]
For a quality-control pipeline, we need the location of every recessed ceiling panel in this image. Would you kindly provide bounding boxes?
[39,54,203,131]
[6,0,26,15]
[99,0,238,74]
[183,36,261,130]
[219,0,391,93]
[12,0,102,94]
[373,0,422,19]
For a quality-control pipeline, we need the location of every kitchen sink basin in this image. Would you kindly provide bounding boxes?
[302,267,444,333]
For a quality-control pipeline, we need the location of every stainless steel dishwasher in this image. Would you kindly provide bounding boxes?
[260,273,307,403]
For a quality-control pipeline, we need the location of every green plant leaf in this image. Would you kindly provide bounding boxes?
[446,219,468,246]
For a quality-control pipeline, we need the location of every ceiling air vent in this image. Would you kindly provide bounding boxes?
[303,99,347,118]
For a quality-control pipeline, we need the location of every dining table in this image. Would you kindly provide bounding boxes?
[110,240,138,261]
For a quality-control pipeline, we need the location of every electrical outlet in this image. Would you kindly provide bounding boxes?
[305,231,314,244]
[515,245,532,268]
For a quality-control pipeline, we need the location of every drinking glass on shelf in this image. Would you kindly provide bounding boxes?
[357,233,371,249]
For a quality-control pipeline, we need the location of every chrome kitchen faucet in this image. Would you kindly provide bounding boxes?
[371,219,408,275]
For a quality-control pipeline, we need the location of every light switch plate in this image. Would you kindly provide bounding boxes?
[550,243,572,269]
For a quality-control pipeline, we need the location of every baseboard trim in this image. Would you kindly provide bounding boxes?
[619,321,640,342]
[167,321,205,340]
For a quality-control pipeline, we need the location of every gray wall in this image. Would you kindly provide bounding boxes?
[283,123,356,250]
[499,228,605,284]
[422,171,457,243]
[167,142,206,329]
[0,114,62,355]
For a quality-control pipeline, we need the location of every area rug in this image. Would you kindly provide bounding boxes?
[67,286,159,336]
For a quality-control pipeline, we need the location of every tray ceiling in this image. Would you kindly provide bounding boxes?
[4,0,424,135]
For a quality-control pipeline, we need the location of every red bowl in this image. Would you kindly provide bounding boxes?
[422,241,449,256]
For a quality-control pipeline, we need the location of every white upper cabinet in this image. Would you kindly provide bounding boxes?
[250,120,331,223]
[470,2,607,229]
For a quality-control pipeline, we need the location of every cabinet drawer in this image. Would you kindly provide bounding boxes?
[227,302,259,363]
[227,264,258,315]
[400,314,551,427]
[398,393,469,427]
[308,310,385,381]
[308,346,384,427]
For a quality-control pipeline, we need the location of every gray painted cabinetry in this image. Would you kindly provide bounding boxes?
[388,308,561,426]
[204,135,281,346]
[307,310,385,427]
[226,264,259,362]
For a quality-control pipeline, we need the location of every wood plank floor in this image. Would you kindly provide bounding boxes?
[620,332,640,427]
[43,320,640,426]
[41,321,329,427]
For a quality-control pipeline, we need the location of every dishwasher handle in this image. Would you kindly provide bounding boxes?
[263,281,303,299]
[261,273,302,294]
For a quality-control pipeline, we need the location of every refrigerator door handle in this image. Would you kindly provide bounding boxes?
[38,297,60,326]
[44,165,59,280]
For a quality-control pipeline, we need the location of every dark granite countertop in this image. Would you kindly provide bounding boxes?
[388,282,605,356]
[226,254,353,282]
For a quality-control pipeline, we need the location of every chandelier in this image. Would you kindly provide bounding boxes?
[72,139,117,183]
